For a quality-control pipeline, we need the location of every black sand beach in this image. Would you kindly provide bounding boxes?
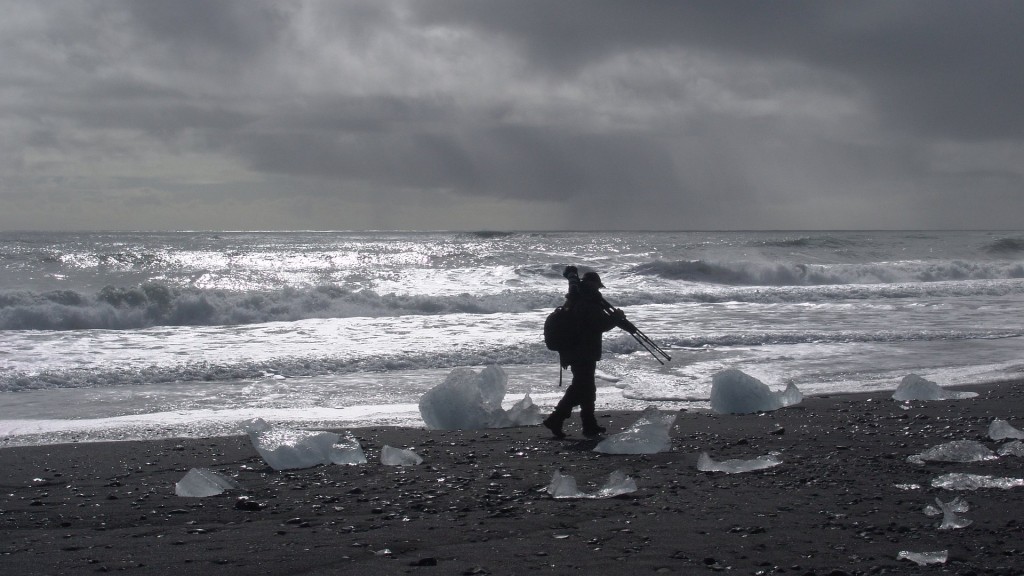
[3,381,1024,575]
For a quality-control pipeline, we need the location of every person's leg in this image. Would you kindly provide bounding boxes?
[573,361,605,436]
[543,366,584,438]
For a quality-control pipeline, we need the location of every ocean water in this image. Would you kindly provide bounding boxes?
[2,230,1023,447]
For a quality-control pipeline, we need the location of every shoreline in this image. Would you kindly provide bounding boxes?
[4,376,1017,450]
[3,380,1024,575]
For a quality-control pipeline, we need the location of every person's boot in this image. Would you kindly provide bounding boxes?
[542,415,567,439]
[581,412,606,438]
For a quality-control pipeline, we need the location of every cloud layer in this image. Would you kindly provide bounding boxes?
[2,0,1022,230]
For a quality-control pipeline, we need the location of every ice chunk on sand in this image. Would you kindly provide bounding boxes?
[892,374,977,401]
[547,470,582,498]
[419,365,505,430]
[249,424,366,471]
[593,406,677,454]
[419,365,541,429]
[907,440,996,464]
[932,472,1024,491]
[592,469,638,498]
[175,468,240,498]
[251,428,340,470]
[924,497,972,530]
[709,369,802,414]
[492,393,544,428]
[547,469,637,499]
[897,550,948,566]
[924,496,968,517]
[242,417,272,434]
[696,452,782,474]
[998,440,1024,457]
[381,445,423,466]
[330,431,368,465]
[989,418,1024,440]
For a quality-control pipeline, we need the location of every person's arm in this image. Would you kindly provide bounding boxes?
[593,303,620,333]
[607,308,628,332]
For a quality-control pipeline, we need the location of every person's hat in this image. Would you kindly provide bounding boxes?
[581,271,605,288]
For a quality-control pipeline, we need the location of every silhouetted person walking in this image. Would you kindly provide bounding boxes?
[543,269,626,438]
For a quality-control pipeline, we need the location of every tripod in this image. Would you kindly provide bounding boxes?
[600,298,672,365]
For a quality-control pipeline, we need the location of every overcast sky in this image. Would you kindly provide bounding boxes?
[2,1,1022,231]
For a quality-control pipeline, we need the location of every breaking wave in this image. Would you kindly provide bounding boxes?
[464,230,518,239]
[984,237,1024,254]
[0,284,554,331]
[749,235,861,250]
[631,259,1024,286]
[5,275,1024,331]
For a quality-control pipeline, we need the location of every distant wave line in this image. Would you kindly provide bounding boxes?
[4,278,1024,331]
[0,284,556,331]
[630,259,1024,286]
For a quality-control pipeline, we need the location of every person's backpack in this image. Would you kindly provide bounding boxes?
[543,305,579,355]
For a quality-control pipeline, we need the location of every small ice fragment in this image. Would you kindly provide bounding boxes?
[242,417,272,434]
[494,393,544,428]
[907,440,996,464]
[709,369,802,414]
[989,418,1024,440]
[894,483,921,491]
[998,440,1024,457]
[381,445,423,466]
[593,406,676,454]
[249,426,344,471]
[696,452,782,474]
[892,374,977,401]
[547,470,583,499]
[174,468,240,498]
[897,550,948,566]
[547,469,637,499]
[593,469,638,498]
[932,472,1024,491]
[933,497,972,530]
[330,431,368,465]
[595,370,620,383]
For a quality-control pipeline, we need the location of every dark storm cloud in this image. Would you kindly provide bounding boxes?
[74,81,254,138]
[414,0,1024,140]
[3,0,1023,230]
[238,121,676,202]
[248,95,459,136]
[3,4,265,139]
[120,0,291,61]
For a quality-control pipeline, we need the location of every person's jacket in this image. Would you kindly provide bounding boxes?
[559,286,618,365]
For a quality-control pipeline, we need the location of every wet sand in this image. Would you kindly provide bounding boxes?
[3,381,1024,575]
